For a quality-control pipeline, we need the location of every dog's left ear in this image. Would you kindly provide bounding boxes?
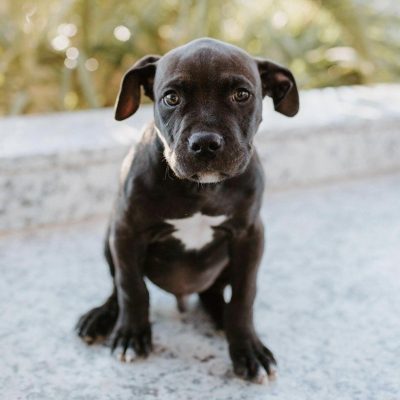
[115,55,161,121]
[256,59,299,117]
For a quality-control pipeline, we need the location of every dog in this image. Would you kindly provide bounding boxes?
[76,37,299,381]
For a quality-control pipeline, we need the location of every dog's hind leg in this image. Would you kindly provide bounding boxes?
[76,226,119,344]
[76,289,118,344]
[199,266,230,330]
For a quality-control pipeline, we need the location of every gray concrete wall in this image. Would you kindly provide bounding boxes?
[1,84,400,233]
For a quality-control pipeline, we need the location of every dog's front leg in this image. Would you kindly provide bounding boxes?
[108,227,152,359]
[225,219,276,380]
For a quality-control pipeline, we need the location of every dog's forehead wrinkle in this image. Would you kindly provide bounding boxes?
[158,75,193,93]
[218,73,256,88]
[157,72,256,98]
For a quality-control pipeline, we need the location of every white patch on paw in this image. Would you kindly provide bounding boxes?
[166,212,227,250]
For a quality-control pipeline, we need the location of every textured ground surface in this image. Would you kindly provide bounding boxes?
[1,174,399,400]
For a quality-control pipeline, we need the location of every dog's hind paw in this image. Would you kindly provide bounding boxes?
[76,294,118,344]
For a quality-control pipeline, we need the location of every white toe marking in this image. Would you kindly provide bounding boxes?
[165,212,227,250]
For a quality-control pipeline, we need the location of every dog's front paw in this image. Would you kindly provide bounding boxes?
[229,336,276,381]
[109,321,153,360]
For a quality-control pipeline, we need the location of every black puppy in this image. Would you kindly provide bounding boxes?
[77,38,299,381]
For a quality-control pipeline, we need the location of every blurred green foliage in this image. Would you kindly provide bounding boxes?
[0,0,399,116]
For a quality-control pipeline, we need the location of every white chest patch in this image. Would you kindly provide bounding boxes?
[165,212,227,250]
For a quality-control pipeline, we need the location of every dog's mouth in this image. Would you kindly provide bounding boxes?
[160,136,249,184]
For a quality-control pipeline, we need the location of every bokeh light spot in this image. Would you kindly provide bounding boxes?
[58,23,77,37]
[52,35,70,51]
[66,47,79,60]
[64,58,77,69]
[272,11,288,29]
[85,58,99,72]
[113,25,131,42]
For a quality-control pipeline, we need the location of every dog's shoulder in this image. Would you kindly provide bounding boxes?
[119,123,156,179]
[118,123,162,198]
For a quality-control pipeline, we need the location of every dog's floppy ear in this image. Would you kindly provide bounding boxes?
[256,59,299,117]
[115,55,161,121]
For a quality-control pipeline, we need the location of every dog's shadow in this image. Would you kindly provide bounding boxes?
[74,291,233,379]
[151,295,227,353]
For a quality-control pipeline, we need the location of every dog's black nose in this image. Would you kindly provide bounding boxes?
[188,132,224,157]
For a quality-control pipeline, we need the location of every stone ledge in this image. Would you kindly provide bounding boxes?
[1,84,400,232]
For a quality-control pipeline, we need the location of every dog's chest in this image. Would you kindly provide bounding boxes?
[165,212,227,250]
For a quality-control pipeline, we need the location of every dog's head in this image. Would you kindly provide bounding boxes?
[115,38,299,183]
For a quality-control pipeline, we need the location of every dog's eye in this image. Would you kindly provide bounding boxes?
[233,89,251,102]
[163,91,180,107]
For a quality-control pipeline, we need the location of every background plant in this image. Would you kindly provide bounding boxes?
[0,0,399,116]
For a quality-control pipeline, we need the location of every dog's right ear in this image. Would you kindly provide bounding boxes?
[114,55,161,121]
